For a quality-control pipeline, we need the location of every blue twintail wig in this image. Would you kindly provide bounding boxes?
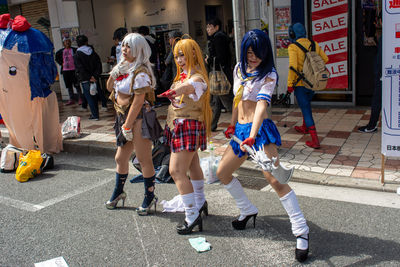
[240,29,277,82]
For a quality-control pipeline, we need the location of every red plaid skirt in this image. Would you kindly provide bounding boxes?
[164,119,207,153]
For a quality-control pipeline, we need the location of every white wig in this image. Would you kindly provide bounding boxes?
[112,33,156,87]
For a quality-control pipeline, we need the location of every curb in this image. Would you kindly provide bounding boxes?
[61,140,398,194]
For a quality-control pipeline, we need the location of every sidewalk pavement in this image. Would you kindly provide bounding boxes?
[2,100,399,193]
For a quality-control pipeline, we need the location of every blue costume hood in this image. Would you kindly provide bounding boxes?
[289,23,306,43]
[0,27,57,99]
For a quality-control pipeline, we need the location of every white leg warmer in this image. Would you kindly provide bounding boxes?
[280,190,309,249]
[181,193,199,225]
[224,178,258,220]
[191,179,206,210]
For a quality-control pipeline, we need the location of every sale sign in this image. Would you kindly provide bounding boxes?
[312,0,348,89]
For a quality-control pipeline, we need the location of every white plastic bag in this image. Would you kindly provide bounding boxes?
[89,82,97,95]
[200,155,221,184]
[62,116,81,139]
[1,144,23,173]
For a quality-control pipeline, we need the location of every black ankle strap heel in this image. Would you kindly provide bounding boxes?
[231,213,257,230]
[295,234,309,262]
[176,213,203,235]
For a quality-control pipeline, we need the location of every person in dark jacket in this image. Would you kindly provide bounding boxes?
[206,18,233,131]
[74,35,103,120]
[55,37,83,105]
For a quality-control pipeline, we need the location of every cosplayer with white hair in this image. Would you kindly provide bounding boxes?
[105,33,162,215]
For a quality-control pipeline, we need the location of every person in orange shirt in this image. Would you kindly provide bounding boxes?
[287,23,328,149]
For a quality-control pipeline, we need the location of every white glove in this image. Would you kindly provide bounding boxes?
[110,61,130,79]
[121,126,133,141]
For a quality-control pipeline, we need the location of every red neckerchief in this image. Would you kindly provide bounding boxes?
[180,72,187,82]
[116,73,129,81]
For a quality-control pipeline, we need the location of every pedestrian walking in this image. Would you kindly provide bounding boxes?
[105,33,162,215]
[205,18,233,131]
[358,13,382,133]
[158,38,212,235]
[287,23,328,148]
[217,29,310,262]
[55,37,83,105]
[74,35,103,120]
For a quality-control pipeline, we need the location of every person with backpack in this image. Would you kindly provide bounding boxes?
[104,33,162,215]
[287,23,328,149]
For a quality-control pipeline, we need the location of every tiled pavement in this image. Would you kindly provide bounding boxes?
[3,100,399,189]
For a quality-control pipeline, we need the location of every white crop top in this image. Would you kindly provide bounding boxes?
[114,72,151,99]
[233,63,277,105]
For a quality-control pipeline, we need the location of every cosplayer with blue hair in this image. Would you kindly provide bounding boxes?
[217,29,310,263]
[239,29,277,82]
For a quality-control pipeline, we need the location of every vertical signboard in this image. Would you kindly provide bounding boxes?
[0,0,8,14]
[312,0,348,89]
[382,0,400,157]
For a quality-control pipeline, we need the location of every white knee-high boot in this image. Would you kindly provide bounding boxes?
[224,177,258,220]
[280,190,309,249]
[191,179,205,210]
[180,193,199,225]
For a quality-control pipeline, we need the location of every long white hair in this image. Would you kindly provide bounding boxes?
[111,33,156,87]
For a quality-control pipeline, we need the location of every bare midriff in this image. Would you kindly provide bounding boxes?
[116,91,131,106]
[237,100,268,124]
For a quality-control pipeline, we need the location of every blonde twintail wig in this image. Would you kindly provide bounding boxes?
[173,38,212,138]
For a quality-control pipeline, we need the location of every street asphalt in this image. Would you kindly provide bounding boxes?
[1,152,400,266]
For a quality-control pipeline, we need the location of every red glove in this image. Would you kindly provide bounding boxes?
[157,89,176,99]
[287,86,294,94]
[241,137,255,149]
[224,125,235,139]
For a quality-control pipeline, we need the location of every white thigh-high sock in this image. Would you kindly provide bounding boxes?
[180,193,199,225]
[280,190,309,250]
[224,177,258,220]
[191,179,206,210]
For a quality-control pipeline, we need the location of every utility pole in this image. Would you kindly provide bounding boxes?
[232,0,246,63]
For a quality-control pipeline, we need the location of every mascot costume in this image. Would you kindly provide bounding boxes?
[0,14,62,153]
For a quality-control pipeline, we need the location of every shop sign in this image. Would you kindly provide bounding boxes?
[382,0,400,156]
[312,0,348,89]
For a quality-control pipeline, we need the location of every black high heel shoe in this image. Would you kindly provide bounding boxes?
[295,234,309,262]
[232,213,257,230]
[176,213,203,235]
[199,201,208,216]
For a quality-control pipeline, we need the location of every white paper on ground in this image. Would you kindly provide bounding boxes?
[34,257,69,267]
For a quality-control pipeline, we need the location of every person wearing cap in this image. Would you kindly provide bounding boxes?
[55,37,83,105]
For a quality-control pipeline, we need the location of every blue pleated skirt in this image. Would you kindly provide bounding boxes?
[229,119,281,158]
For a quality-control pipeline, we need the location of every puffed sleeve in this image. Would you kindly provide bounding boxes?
[132,72,152,94]
[257,72,277,105]
[187,79,207,101]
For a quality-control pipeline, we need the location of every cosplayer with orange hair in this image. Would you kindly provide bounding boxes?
[158,38,212,234]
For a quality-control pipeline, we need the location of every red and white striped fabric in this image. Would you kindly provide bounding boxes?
[312,0,348,89]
